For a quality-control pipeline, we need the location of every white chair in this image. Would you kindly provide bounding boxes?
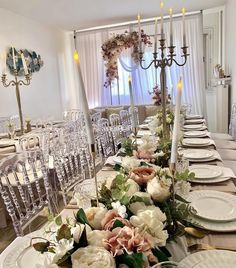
[91,112,102,124]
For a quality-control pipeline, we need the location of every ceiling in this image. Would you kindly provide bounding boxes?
[0,0,226,31]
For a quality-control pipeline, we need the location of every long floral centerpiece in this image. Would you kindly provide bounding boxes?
[33,127,194,267]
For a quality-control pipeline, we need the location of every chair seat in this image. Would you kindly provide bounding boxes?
[215,140,236,150]
[211,133,234,141]
[218,149,236,161]
[222,160,236,176]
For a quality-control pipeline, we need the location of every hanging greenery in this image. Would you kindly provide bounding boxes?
[101,31,152,87]
[6,47,44,76]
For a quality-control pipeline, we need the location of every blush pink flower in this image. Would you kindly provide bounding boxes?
[104,226,155,256]
[101,210,131,231]
[133,149,155,160]
[129,166,156,186]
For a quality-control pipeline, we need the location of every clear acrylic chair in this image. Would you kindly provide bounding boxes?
[120,109,132,137]
[109,113,123,153]
[128,106,139,128]
[97,119,114,159]
[91,112,102,124]
[0,150,55,236]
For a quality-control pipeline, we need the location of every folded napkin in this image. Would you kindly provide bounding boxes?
[104,156,122,166]
[139,124,149,130]
[136,130,152,137]
[191,179,236,193]
[187,232,236,251]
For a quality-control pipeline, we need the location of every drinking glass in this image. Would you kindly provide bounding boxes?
[8,123,15,139]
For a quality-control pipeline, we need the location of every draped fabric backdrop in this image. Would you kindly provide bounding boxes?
[75,13,206,115]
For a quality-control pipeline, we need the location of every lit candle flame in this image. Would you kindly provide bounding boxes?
[169,8,173,16]
[128,75,132,82]
[182,7,186,15]
[177,78,182,91]
[74,50,79,61]
[137,14,141,20]
[160,1,164,9]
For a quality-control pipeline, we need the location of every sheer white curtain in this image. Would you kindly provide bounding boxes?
[76,30,111,108]
[75,13,205,114]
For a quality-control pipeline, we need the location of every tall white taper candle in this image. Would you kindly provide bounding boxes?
[170,79,182,164]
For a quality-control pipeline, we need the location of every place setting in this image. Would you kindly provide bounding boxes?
[184,130,210,138]
[183,124,208,131]
[182,149,221,163]
[182,138,215,148]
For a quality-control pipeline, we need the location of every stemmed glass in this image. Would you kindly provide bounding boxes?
[8,122,16,139]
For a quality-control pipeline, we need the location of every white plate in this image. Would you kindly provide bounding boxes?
[183,124,204,130]
[184,131,208,138]
[179,250,236,268]
[188,190,236,222]
[185,119,204,124]
[188,175,231,184]
[189,165,222,179]
[183,138,211,146]
[186,114,203,119]
[0,139,15,148]
[183,149,213,160]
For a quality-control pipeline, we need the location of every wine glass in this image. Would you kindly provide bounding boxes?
[8,122,15,139]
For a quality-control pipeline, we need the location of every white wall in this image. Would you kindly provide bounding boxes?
[0,8,65,120]
[226,0,236,105]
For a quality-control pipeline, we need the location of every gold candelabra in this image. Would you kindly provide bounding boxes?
[1,70,31,135]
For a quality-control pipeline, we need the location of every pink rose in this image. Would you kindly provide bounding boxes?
[129,166,156,186]
[134,149,155,160]
[104,226,155,256]
[101,210,131,231]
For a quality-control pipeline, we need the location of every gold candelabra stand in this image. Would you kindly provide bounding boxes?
[139,36,189,139]
[1,70,31,135]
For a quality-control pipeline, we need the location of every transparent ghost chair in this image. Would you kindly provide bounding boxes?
[128,106,139,128]
[91,112,102,125]
[120,109,132,137]
[0,150,55,236]
[97,118,114,159]
[109,113,123,153]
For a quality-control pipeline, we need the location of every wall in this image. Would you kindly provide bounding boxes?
[226,0,236,105]
[0,8,65,121]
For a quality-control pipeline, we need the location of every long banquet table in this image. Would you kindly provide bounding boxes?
[1,115,236,267]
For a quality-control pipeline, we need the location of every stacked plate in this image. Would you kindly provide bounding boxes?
[183,124,206,131]
[184,131,208,138]
[182,149,215,162]
[188,165,230,183]
[187,190,236,232]
[185,114,203,120]
[185,118,205,124]
[0,139,16,148]
[182,138,211,147]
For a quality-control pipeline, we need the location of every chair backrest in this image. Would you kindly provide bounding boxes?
[109,114,122,153]
[97,118,109,128]
[128,106,139,127]
[63,109,83,122]
[120,110,132,136]
[229,103,236,138]
[0,117,9,134]
[0,151,54,236]
[91,112,102,124]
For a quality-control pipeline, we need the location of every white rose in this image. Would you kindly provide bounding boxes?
[130,210,168,246]
[174,181,191,198]
[51,239,74,264]
[87,230,110,247]
[138,135,157,153]
[85,207,108,229]
[125,179,140,197]
[129,202,147,215]
[71,246,115,268]
[147,178,171,202]
[72,224,92,243]
[122,156,141,171]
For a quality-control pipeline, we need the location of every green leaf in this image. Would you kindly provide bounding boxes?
[152,247,169,262]
[159,247,172,258]
[56,224,72,241]
[116,252,144,268]
[129,195,152,206]
[33,241,50,253]
[113,163,122,171]
[55,215,63,226]
[111,219,125,230]
[76,208,90,225]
